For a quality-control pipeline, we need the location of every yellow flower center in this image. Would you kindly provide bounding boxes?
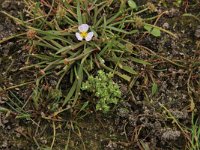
[80,32,88,38]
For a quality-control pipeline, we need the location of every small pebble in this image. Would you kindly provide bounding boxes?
[0,25,4,31]
[195,28,200,38]
[162,22,169,29]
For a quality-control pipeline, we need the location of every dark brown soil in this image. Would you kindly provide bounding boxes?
[0,0,200,150]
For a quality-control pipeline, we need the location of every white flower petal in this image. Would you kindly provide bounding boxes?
[78,24,89,32]
[75,32,83,41]
[85,32,94,41]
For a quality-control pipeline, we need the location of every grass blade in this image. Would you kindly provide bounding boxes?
[76,0,82,24]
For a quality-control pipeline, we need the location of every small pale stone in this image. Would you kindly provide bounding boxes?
[195,28,200,38]
[162,22,169,29]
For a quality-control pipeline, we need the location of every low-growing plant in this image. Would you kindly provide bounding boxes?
[82,70,121,113]
[1,0,176,109]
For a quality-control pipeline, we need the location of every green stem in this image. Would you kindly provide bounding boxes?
[144,23,177,38]
[135,8,148,15]
[0,33,26,44]
[0,81,34,92]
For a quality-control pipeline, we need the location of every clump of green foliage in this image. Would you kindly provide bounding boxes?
[82,70,121,113]
[1,0,176,110]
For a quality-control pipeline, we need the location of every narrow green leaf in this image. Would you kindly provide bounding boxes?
[76,0,82,24]
[152,82,158,95]
[118,64,138,75]
[34,40,59,51]
[70,67,74,83]
[106,26,138,34]
[50,40,63,49]
[16,114,31,119]
[64,16,76,25]
[73,64,83,106]
[99,63,131,82]
[56,41,85,54]
[63,80,78,106]
[37,30,71,36]
[117,74,131,81]
[33,2,40,16]
[79,101,89,112]
[106,10,122,25]
[93,2,107,24]
[130,57,151,65]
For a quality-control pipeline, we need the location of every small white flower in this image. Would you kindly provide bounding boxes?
[76,24,94,41]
